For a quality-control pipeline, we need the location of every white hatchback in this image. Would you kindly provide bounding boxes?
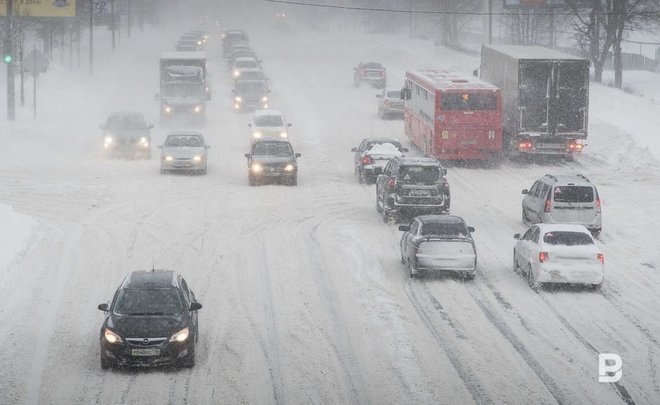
[513,223,604,290]
[248,109,291,142]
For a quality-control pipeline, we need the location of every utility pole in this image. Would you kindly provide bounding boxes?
[111,0,116,52]
[89,0,94,75]
[6,0,15,121]
[127,0,132,38]
[488,0,493,44]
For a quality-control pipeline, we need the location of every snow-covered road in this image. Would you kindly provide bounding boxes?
[0,17,658,405]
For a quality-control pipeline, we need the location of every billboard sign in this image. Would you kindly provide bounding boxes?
[0,0,77,17]
[504,0,565,7]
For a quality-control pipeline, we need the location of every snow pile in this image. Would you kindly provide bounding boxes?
[367,142,403,156]
[0,204,37,272]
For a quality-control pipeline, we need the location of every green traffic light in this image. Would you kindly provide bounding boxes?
[3,54,12,64]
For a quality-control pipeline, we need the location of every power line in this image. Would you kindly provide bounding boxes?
[263,0,660,17]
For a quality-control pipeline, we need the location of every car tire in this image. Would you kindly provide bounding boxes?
[289,176,298,186]
[590,283,602,291]
[527,264,540,291]
[181,345,196,368]
[376,190,383,213]
[358,167,365,184]
[100,352,112,370]
[464,272,476,281]
[513,250,518,273]
[248,176,258,187]
[522,207,529,224]
[409,262,420,279]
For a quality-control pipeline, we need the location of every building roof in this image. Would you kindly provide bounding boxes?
[483,45,587,61]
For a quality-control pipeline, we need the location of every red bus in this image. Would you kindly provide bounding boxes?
[402,70,503,161]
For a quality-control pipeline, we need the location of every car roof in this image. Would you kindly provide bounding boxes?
[537,223,593,234]
[254,109,283,117]
[416,215,466,225]
[166,131,203,137]
[362,137,402,144]
[396,156,440,166]
[108,111,145,119]
[541,174,593,186]
[121,270,179,289]
[253,137,292,145]
[234,56,258,63]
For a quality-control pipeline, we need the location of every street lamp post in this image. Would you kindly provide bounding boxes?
[6,0,15,120]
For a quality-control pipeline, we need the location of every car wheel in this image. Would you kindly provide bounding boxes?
[100,352,112,370]
[409,262,420,279]
[376,190,383,213]
[358,167,366,184]
[160,167,165,175]
[513,250,518,273]
[248,176,258,186]
[522,207,529,224]
[590,283,602,291]
[181,345,196,368]
[527,264,540,291]
[289,176,298,186]
[464,272,476,281]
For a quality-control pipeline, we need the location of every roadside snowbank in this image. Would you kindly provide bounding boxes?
[0,204,37,272]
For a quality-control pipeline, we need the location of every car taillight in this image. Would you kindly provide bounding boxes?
[518,141,533,150]
[361,155,373,165]
[567,141,583,151]
[597,253,604,264]
[544,198,552,213]
[539,252,549,263]
[596,197,601,212]
[384,100,391,107]
[388,178,396,188]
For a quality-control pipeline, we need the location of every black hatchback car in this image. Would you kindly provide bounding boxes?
[97,270,202,369]
[245,138,301,186]
[376,156,450,223]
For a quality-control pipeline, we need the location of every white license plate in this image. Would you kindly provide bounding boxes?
[131,348,160,357]
[536,143,561,149]
[410,190,429,196]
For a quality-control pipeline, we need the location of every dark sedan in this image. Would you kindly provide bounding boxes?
[98,270,202,369]
[245,138,300,186]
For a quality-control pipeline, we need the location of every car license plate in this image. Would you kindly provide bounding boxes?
[410,189,429,196]
[131,348,160,357]
[536,143,560,149]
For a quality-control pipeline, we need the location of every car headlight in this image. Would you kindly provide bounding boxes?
[104,328,123,344]
[253,131,262,138]
[251,163,263,173]
[165,156,173,161]
[164,106,172,113]
[284,164,295,172]
[235,96,242,103]
[234,103,240,109]
[169,327,190,343]
[104,136,113,144]
[233,70,240,77]
[261,96,268,102]
[263,104,269,109]
[193,155,202,161]
[280,132,288,138]
[194,105,202,113]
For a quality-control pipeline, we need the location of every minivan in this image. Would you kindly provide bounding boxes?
[521,174,602,236]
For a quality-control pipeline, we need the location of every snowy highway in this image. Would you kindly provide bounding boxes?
[0,15,659,405]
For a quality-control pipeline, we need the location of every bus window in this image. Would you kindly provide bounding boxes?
[441,93,497,111]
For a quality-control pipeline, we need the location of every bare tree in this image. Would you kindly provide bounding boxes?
[565,0,660,87]
[504,7,553,46]
[437,0,483,46]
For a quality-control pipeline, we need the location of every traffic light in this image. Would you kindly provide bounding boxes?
[3,53,13,64]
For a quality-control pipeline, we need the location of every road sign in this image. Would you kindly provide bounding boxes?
[23,49,49,76]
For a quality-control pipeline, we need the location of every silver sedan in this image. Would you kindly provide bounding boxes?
[159,132,210,175]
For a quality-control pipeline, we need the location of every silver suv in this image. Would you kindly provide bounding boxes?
[521,174,602,236]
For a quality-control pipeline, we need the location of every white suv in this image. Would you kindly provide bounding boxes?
[248,110,291,142]
[521,174,602,236]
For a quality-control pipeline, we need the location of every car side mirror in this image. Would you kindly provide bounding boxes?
[521,189,529,195]
[398,225,410,232]
[351,147,357,152]
[442,168,448,176]
[473,68,479,77]
[206,145,211,149]
[97,303,109,312]
[190,302,202,311]
[244,153,250,158]
[267,89,272,93]
[468,226,475,233]
[287,123,292,127]
[148,124,154,129]
[248,123,252,127]
[232,89,236,93]
[157,145,163,149]
[295,153,301,158]
[376,94,381,98]
[513,233,521,240]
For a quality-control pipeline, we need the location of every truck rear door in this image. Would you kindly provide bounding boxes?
[554,61,588,134]
[519,61,551,133]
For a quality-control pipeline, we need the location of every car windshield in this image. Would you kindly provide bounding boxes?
[163,83,203,98]
[386,91,400,98]
[114,288,184,315]
[420,222,469,238]
[399,166,439,183]
[543,231,594,246]
[106,115,146,129]
[362,63,382,69]
[236,60,258,68]
[166,135,203,147]
[236,82,267,93]
[253,142,293,157]
[553,186,594,203]
[240,71,265,80]
[255,115,284,127]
